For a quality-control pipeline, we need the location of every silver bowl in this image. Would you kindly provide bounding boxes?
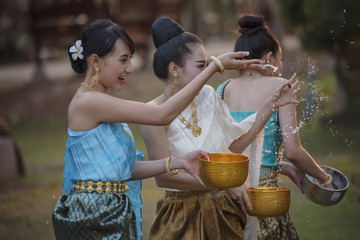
[303,165,349,206]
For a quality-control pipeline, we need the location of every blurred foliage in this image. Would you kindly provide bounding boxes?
[275,0,359,51]
[275,0,360,115]
[0,1,34,63]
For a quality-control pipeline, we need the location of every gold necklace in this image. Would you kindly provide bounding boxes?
[178,101,202,137]
[80,82,95,91]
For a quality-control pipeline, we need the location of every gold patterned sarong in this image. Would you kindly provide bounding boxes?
[149,190,246,240]
[257,167,299,240]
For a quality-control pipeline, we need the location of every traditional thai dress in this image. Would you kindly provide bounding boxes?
[53,122,143,240]
[149,85,257,240]
[217,80,299,240]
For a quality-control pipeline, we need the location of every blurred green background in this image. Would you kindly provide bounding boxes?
[0,0,359,239]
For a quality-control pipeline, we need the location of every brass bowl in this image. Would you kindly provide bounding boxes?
[246,187,291,217]
[199,153,249,188]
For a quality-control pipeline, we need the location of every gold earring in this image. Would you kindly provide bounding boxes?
[89,67,99,89]
[80,67,99,91]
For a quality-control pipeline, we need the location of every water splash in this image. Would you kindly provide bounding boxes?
[262,64,279,73]
[291,55,329,122]
[262,64,281,76]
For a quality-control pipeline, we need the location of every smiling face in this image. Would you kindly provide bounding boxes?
[98,39,133,91]
[176,43,208,89]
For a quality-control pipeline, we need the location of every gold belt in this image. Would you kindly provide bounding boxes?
[74,180,129,194]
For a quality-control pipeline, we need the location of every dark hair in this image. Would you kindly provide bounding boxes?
[235,15,280,60]
[152,17,202,80]
[68,19,135,73]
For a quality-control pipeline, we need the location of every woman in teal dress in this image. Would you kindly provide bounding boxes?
[52,19,252,240]
[217,14,333,239]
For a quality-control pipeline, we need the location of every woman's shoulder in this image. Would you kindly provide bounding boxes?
[201,85,223,101]
[202,84,215,93]
[264,76,288,84]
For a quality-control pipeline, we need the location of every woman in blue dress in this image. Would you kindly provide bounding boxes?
[217,14,333,239]
[51,19,252,240]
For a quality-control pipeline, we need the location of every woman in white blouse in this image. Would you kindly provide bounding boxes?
[140,17,299,240]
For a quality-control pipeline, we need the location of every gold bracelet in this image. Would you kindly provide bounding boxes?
[210,56,225,74]
[165,155,179,176]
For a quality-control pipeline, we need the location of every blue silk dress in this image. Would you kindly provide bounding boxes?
[53,122,143,240]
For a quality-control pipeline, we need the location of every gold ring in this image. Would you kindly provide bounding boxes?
[242,59,247,69]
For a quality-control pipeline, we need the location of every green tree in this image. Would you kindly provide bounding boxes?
[275,0,360,116]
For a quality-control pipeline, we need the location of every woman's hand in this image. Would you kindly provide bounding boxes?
[174,150,209,185]
[280,162,305,193]
[217,51,264,70]
[226,185,252,213]
[271,74,300,110]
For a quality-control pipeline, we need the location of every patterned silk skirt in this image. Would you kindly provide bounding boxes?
[257,168,299,240]
[52,191,137,240]
[149,190,246,240]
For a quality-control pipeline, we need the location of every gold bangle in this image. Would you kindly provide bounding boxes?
[165,155,179,176]
[210,56,225,74]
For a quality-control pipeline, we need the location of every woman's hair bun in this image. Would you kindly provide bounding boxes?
[152,17,184,48]
[238,15,265,35]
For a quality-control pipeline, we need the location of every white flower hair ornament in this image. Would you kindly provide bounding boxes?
[69,40,84,60]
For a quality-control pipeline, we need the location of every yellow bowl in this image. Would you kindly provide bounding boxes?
[199,153,249,188]
[246,187,290,217]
